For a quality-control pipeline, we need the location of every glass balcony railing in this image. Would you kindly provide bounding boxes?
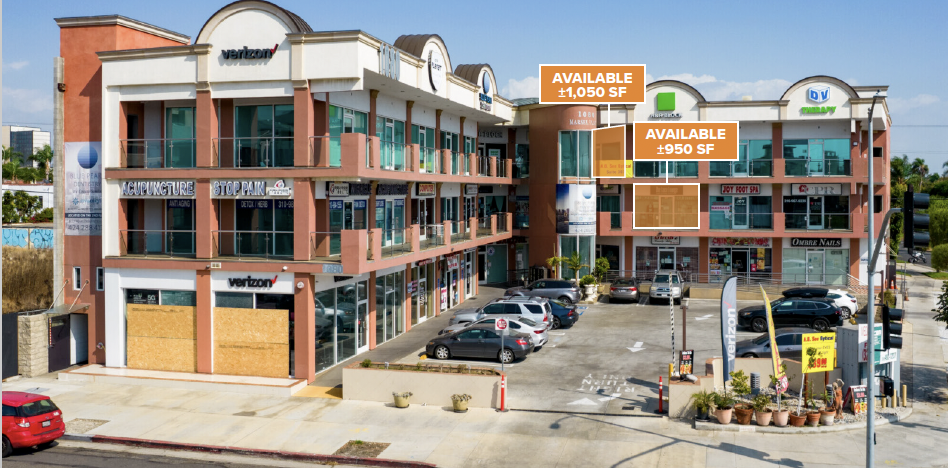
[709,213,774,230]
[477,156,490,176]
[380,228,411,259]
[120,229,196,257]
[380,140,409,171]
[784,214,850,230]
[633,161,699,178]
[784,159,852,177]
[309,136,342,168]
[120,139,196,168]
[311,231,342,258]
[214,137,294,168]
[421,224,445,250]
[496,213,509,233]
[213,230,294,259]
[420,147,439,174]
[709,160,773,177]
[476,216,492,237]
[451,221,468,243]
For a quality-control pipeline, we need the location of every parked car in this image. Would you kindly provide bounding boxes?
[2,392,65,458]
[450,297,552,329]
[426,325,533,363]
[505,279,581,305]
[439,315,548,349]
[648,270,684,304]
[608,277,640,303]
[738,298,842,332]
[781,287,828,299]
[735,327,814,359]
[782,287,857,319]
[546,298,580,329]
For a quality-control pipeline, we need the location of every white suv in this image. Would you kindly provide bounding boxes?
[477,298,552,329]
[826,289,858,318]
[649,270,684,304]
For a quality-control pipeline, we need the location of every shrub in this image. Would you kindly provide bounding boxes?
[579,274,597,286]
[691,389,715,414]
[932,244,948,273]
[360,359,372,368]
[712,389,736,410]
[752,394,771,412]
[728,370,751,397]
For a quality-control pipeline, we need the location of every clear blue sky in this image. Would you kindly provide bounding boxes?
[3,0,947,172]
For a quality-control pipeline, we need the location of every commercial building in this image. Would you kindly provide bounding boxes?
[3,125,51,166]
[55,0,890,383]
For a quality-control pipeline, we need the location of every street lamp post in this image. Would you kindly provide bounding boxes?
[865,91,881,468]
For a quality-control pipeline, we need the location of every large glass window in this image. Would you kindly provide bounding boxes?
[514,196,529,229]
[412,125,437,173]
[375,271,405,346]
[166,199,195,255]
[559,130,592,179]
[329,105,368,167]
[514,144,529,178]
[234,105,293,167]
[710,196,772,230]
[376,116,406,170]
[710,140,772,177]
[597,195,621,228]
[783,139,850,176]
[165,107,196,168]
[235,199,294,258]
[634,161,698,178]
[560,235,593,279]
[784,195,849,230]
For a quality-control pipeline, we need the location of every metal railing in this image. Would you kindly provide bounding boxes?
[311,231,342,257]
[477,156,490,176]
[212,230,294,259]
[496,214,509,233]
[421,224,445,250]
[476,216,492,237]
[633,161,699,178]
[449,151,464,175]
[709,160,773,177]
[119,229,196,258]
[784,159,852,177]
[784,214,851,230]
[419,147,439,174]
[120,139,196,168]
[451,220,468,243]
[496,158,508,178]
[380,228,411,259]
[602,269,857,290]
[214,137,294,168]
[380,140,410,171]
[709,213,774,230]
[309,136,342,168]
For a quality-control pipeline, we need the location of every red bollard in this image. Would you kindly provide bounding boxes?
[655,375,667,414]
[498,374,507,412]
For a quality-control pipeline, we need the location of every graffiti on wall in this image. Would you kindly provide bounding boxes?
[2,228,53,249]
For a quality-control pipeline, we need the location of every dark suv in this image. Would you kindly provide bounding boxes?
[505,279,581,304]
[738,298,842,332]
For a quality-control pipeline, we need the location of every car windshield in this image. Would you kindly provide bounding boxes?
[18,399,58,417]
[653,275,679,284]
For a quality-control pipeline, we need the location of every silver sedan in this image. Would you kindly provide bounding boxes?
[608,278,640,302]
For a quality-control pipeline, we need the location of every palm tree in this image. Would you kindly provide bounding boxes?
[890,154,911,186]
[31,145,53,181]
[911,158,929,192]
[546,244,567,279]
[2,155,23,181]
[564,251,590,282]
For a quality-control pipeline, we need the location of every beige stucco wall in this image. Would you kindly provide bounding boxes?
[343,365,502,408]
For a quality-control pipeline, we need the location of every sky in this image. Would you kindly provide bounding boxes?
[2,0,947,172]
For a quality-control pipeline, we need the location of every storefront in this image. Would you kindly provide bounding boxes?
[441,253,463,309]
[119,179,197,256]
[314,276,371,373]
[376,183,408,246]
[782,237,850,285]
[708,237,773,282]
[634,236,699,279]
[709,184,772,230]
[375,268,405,346]
[478,184,508,218]
[326,182,372,255]
[413,182,436,234]
[410,258,436,325]
[783,184,850,230]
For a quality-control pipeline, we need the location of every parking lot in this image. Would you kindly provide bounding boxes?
[397,295,764,416]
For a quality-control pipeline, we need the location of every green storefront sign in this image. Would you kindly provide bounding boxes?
[872,324,898,365]
[801,106,836,114]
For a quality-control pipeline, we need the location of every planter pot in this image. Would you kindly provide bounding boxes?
[584,285,597,297]
[452,400,469,413]
[805,411,821,427]
[819,408,836,426]
[754,409,773,426]
[734,405,754,425]
[772,409,789,427]
[714,407,733,425]
[695,408,710,421]
[393,395,410,408]
[789,412,807,427]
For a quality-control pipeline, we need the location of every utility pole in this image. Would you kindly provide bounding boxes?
[53,57,65,307]
[865,91,881,468]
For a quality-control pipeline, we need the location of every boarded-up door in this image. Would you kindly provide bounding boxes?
[126,304,197,372]
[2,313,18,379]
[213,307,288,378]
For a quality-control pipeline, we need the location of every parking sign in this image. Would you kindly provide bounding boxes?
[495,318,508,332]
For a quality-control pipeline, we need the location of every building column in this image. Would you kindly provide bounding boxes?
[196,90,217,167]
[698,238,709,279]
[435,110,442,150]
[771,123,783,178]
[406,101,414,144]
[294,273,315,382]
[196,180,213,259]
[294,180,315,261]
[404,262,413,330]
[369,90,379,137]
[368,181,379,228]
[313,94,329,167]
[772,237,783,276]
[218,99,234,168]
[196,270,212,374]
[294,83,314,167]
[368,271,378,348]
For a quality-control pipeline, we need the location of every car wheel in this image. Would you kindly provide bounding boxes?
[558,296,574,305]
[3,436,11,458]
[812,318,831,332]
[498,348,514,364]
[751,317,768,333]
[742,353,757,358]
[846,307,856,319]
[552,317,562,330]
[434,345,450,360]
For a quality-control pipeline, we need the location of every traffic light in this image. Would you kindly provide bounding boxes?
[880,303,904,350]
[903,189,930,253]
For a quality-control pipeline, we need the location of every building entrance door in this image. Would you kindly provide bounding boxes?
[732,197,749,229]
[658,248,676,271]
[356,298,369,354]
[732,250,749,275]
[808,196,824,229]
[806,250,825,284]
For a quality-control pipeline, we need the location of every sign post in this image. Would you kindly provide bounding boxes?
[495,318,509,373]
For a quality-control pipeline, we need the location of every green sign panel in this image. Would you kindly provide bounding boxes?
[872,324,898,365]
[656,92,676,111]
[801,106,836,114]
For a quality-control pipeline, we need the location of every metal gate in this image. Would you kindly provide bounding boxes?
[2,313,18,379]
[48,314,71,373]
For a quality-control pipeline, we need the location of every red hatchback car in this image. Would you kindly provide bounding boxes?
[2,391,65,457]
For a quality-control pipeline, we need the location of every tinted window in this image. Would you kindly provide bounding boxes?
[798,302,817,310]
[550,299,569,308]
[777,301,794,310]
[525,305,544,315]
[815,302,831,309]
[482,304,506,314]
[826,293,840,299]
[518,317,538,327]
[752,334,770,345]
[533,281,547,289]
[2,404,16,417]
[776,335,795,346]
[458,330,481,339]
[654,275,680,284]
[614,279,636,286]
[18,399,58,417]
[482,330,499,339]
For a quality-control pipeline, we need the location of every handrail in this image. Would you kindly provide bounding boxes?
[119,138,196,169]
[119,229,196,258]
[311,231,342,257]
[419,146,439,174]
[450,220,468,243]
[379,140,411,171]
[212,229,293,259]
[421,224,445,250]
[308,135,342,168]
[213,136,295,168]
[477,156,490,176]
[709,160,773,177]
[784,158,852,176]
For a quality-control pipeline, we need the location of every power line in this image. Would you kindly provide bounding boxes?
[891,125,948,127]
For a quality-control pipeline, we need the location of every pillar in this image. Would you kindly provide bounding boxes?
[368,271,377,349]
[294,180,315,261]
[771,123,782,178]
[196,180,213,259]
[196,90,217,167]
[196,270,212,373]
[313,94,329,167]
[294,273,315,382]
[406,101,414,144]
[369,89,379,137]
[218,99,234,168]
[294,83,314,167]
[435,109,442,150]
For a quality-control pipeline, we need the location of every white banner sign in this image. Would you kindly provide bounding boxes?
[555,184,596,235]
[65,142,103,236]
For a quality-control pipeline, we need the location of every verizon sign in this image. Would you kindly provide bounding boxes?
[721,184,760,195]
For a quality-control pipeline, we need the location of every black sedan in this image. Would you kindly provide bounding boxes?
[738,298,842,332]
[426,325,533,364]
[735,327,814,359]
[548,298,579,329]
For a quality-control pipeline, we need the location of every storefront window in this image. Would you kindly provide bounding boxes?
[710,196,772,230]
[783,139,851,176]
[160,290,196,306]
[376,117,406,170]
[597,195,621,228]
[514,196,529,229]
[479,196,507,218]
[514,144,529,178]
[234,105,294,167]
[166,199,195,255]
[165,107,196,168]
[235,200,294,258]
[784,195,849,230]
[634,161,698,178]
[375,271,405,346]
[710,140,772,177]
[215,292,253,308]
[559,130,592,179]
[329,105,368,167]
[314,288,337,373]
[412,125,437,173]
[783,249,849,285]
[329,200,368,255]
[560,235,593,279]
[709,247,771,281]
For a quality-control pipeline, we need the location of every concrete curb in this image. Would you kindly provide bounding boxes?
[692,407,913,433]
[60,434,436,468]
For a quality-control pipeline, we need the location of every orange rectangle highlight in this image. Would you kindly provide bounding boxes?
[593,125,626,178]
[633,122,739,161]
[632,184,700,229]
[539,65,645,104]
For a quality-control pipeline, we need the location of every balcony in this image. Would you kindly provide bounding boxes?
[120,139,196,168]
[212,230,294,260]
[709,213,775,230]
[119,229,196,258]
[213,137,294,168]
[421,224,446,250]
[310,231,343,258]
[784,159,852,177]
[709,160,773,178]
[633,161,699,178]
[784,214,851,231]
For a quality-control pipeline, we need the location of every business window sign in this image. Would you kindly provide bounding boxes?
[710,237,771,247]
[720,184,760,195]
[555,184,596,235]
[790,238,843,248]
[328,182,349,197]
[377,184,409,196]
[227,275,277,289]
[221,44,278,60]
[416,183,436,196]
[794,183,841,195]
[212,179,293,198]
[120,180,195,197]
[651,236,680,245]
[65,142,102,236]
[465,184,479,196]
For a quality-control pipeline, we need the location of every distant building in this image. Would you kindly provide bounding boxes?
[2,183,54,209]
[2,125,51,167]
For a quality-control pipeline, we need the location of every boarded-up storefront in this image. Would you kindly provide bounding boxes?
[213,307,289,378]
[126,304,197,372]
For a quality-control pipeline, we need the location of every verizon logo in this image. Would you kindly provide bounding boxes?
[228,275,278,288]
[222,44,278,60]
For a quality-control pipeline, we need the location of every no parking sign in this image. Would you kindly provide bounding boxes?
[495,317,508,332]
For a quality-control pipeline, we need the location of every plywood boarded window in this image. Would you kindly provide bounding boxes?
[126,304,197,372]
[213,307,289,378]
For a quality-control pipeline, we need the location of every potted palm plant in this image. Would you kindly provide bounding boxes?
[769,363,789,427]
[451,394,472,413]
[564,251,590,282]
[712,389,736,425]
[690,389,715,421]
[729,370,754,425]
[393,391,413,408]
[545,244,566,279]
[752,394,772,426]
[819,390,836,426]
[804,383,821,427]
